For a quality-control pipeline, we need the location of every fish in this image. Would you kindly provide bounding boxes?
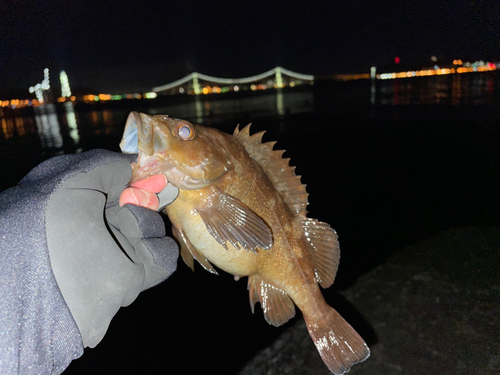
[119,111,370,374]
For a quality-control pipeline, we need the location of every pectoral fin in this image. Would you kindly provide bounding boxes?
[173,225,218,275]
[197,188,273,254]
[248,275,295,327]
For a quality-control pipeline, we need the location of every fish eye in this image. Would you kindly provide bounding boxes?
[173,121,196,140]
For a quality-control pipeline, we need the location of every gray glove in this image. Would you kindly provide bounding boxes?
[0,149,178,374]
[46,151,179,348]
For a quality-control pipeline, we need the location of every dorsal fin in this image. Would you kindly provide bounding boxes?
[234,124,309,216]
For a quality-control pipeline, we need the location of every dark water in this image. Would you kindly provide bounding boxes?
[1,72,499,374]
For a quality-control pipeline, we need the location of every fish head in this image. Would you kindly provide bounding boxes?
[120,111,232,189]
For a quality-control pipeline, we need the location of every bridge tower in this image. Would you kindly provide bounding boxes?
[275,67,283,88]
[192,72,201,95]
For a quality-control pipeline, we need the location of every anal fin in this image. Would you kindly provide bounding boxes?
[247,275,295,327]
[173,225,218,275]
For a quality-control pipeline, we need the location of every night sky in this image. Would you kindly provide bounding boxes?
[1,0,499,97]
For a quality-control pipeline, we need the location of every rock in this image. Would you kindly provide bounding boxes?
[240,226,500,375]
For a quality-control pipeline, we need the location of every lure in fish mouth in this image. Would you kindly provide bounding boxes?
[120,111,370,374]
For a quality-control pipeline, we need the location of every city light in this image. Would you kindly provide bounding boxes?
[335,60,498,81]
[60,70,72,97]
[29,68,50,104]
[1,63,497,108]
[98,94,112,101]
[377,61,497,80]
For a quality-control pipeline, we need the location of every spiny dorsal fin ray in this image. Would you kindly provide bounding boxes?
[301,218,340,288]
[173,226,218,275]
[197,187,273,254]
[248,275,296,327]
[234,124,309,216]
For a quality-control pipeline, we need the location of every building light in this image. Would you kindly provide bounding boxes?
[60,70,72,97]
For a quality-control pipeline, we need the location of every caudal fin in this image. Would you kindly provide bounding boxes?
[305,307,370,374]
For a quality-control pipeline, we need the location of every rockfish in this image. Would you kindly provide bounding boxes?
[120,112,369,374]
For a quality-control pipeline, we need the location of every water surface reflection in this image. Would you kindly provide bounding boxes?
[0,72,498,191]
[34,104,63,149]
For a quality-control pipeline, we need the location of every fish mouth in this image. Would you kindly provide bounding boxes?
[120,111,179,197]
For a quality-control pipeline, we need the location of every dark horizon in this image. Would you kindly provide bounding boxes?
[1,0,499,97]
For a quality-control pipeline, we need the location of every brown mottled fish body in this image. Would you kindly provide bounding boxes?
[120,112,370,374]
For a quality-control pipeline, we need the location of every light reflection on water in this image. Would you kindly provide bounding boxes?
[147,88,312,123]
[34,104,63,149]
[376,71,498,105]
[0,72,498,154]
[64,102,79,144]
[1,111,37,139]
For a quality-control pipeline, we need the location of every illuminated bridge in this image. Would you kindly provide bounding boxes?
[152,66,314,95]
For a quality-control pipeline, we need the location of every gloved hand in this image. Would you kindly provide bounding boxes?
[0,149,179,374]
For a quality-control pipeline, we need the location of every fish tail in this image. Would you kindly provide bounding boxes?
[304,306,370,374]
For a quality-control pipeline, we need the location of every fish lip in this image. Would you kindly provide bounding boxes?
[121,111,165,157]
[119,111,141,154]
[120,111,170,183]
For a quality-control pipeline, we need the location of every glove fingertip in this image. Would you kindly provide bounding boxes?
[145,236,179,275]
[119,204,167,238]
